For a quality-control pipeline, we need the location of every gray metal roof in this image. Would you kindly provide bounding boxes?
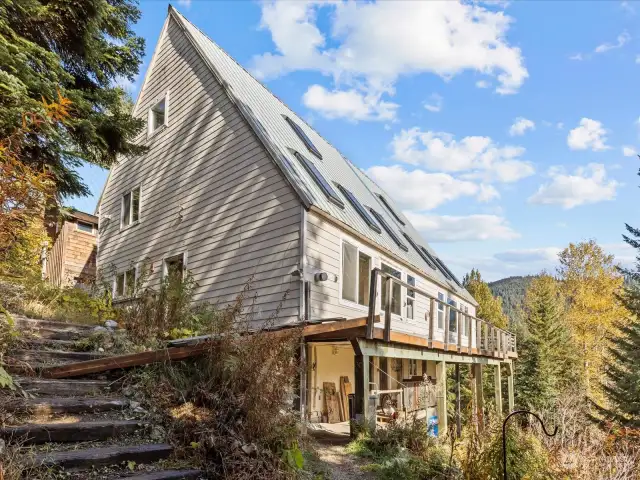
[171,8,476,305]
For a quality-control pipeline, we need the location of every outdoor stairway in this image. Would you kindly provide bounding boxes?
[1,316,203,479]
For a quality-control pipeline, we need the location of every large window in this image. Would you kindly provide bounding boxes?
[406,274,415,319]
[437,292,445,329]
[381,263,401,316]
[121,187,140,228]
[115,268,136,299]
[341,242,371,307]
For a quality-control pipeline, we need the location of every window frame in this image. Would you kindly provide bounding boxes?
[76,221,96,235]
[162,251,188,283]
[120,186,141,230]
[335,184,381,234]
[284,115,322,159]
[339,239,375,311]
[376,194,405,226]
[293,151,344,208]
[113,266,137,300]
[147,92,169,138]
[368,208,408,251]
[406,274,416,320]
[381,261,404,318]
[437,292,445,330]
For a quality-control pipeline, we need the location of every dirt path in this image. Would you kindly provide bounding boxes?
[310,430,375,480]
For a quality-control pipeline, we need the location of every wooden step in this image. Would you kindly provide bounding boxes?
[10,349,108,363]
[6,397,127,414]
[23,337,77,349]
[29,443,173,469]
[1,420,142,444]
[14,377,112,396]
[16,317,97,331]
[28,326,89,341]
[117,470,202,480]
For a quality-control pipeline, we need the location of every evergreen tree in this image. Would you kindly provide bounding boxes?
[602,223,640,427]
[516,274,578,411]
[463,269,508,328]
[0,0,146,197]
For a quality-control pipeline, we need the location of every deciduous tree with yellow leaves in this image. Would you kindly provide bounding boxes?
[557,240,626,400]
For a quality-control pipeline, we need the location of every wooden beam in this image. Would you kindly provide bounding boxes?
[473,364,484,431]
[494,363,503,417]
[436,360,447,436]
[506,360,515,413]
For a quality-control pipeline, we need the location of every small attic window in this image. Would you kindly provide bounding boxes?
[284,116,322,160]
[294,151,343,208]
[148,95,168,136]
[335,184,381,234]
[377,194,405,226]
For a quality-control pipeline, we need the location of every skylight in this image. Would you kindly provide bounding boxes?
[293,151,343,208]
[376,194,405,226]
[402,233,437,270]
[435,257,463,287]
[284,116,322,160]
[368,208,408,251]
[336,184,381,234]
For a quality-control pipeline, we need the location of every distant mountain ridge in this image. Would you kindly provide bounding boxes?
[488,275,535,325]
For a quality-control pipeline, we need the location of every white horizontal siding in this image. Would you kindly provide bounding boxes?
[306,211,476,337]
[98,16,301,324]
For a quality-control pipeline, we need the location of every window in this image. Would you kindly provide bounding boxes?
[335,184,381,233]
[115,268,136,299]
[437,292,445,329]
[121,187,140,228]
[77,221,94,234]
[164,254,185,285]
[402,233,436,270]
[448,298,457,342]
[284,116,322,159]
[409,359,418,377]
[293,151,344,208]
[376,194,405,226]
[381,263,401,316]
[368,208,408,251]
[149,97,167,135]
[341,242,371,307]
[462,305,469,336]
[406,275,415,319]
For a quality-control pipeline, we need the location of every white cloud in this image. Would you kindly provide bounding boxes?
[494,247,561,263]
[253,0,528,120]
[509,117,535,136]
[621,1,635,14]
[569,53,585,61]
[528,163,619,209]
[302,85,398,121]
[595,31,630,53]
[622,146,637,157]
[404,212,520,242]
[114,74,139,93]
[636,54,640,64]
[391,128,534,182]
[366,165,492,210]
[476,80,491,88]
[424,93,443,113]
[567,118,610,151]
[556,122,564,130]
[177,0,192,7]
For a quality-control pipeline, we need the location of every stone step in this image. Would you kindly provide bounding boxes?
[14,377,112,396]
[10,349,108,363]
[116,470,203,480]
[1,420,142,444]
[16,317,97,331]
[5,396,128,415]
[28,326,89,341]
[29,443,173,470]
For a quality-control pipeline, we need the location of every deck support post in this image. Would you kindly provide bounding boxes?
[506,361,515,413]
[436,360,448,436]
[366,269,379,339]
[299,340,307,434]
[472,364,484,431]
[455,363,462,437]
[351,339,372,428]
[494,363,503,417]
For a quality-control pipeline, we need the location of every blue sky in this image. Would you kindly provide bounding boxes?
[70,0,640,280]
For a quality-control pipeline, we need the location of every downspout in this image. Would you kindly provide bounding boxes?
[299,205,309,433]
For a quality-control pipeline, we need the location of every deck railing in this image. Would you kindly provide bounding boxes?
[366,268,516,358]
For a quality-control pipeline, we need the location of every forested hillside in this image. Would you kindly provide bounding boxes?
[488,275,535,325]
